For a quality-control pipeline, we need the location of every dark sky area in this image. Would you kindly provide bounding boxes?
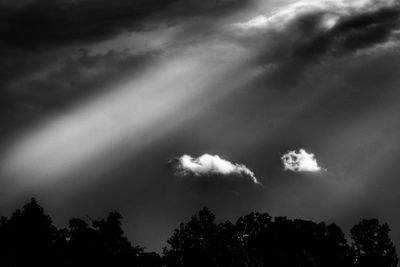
[1,0,400,252]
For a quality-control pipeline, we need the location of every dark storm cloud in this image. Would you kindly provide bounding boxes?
[0,0,253,95]
[231,0,400,89]
[0,0,252,49]
[0,0,254,140]
[7,49,157,107]
[0,49,157,140]
[293,6,400,60]
[0,0,253,82]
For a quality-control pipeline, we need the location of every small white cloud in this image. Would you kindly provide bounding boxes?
[175,154,260,184]
[282,149,325,173]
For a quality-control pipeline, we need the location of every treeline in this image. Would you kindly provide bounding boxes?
[0,198,398,267]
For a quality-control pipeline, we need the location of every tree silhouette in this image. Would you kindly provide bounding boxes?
[163,207,249,267]
[138,251,163,267]
[213,220,247,267]
[0,198,399,267]
[92,212,142,266]
[234,213,353,267]
[163,207,219,267]
[165,209,356,267]
[64,217,103,266]
[235,212,273,266]
[0,198,152,267]
[64,212,143,267]
[319,223,353,267]
[0,198,59,267]
[351,219,398,267]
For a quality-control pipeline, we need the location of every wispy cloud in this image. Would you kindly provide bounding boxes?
[233,0,400,62]
[282,149,324,173]
[227,0,400,91]
[235,0,399,31]
[174,154,260,184]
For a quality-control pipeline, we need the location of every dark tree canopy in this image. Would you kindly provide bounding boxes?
[164,210,355,267]
[164,209,397,267]
[351,219,398,267]
[0,198,154,267]
[0,198,398,267]
[0,198,58,267]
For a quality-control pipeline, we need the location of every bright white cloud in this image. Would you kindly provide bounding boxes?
[234,0,397,31]
[175,154,260,184]
[236,15,269,29]
[282,149,324,173]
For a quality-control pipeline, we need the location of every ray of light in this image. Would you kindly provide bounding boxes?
[0,42,252,191]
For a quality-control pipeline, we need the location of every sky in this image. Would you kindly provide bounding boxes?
[1,0,400,252]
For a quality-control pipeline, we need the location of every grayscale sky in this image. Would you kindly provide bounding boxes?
[1,0,400,252]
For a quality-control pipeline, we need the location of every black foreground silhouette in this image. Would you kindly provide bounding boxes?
[0,198,398,267]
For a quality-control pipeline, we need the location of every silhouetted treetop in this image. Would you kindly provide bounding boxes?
[0,199,150,267]
[0,198,398,267]
[351,219,398,267]
[0,198,59,266]
[163,208,397,267]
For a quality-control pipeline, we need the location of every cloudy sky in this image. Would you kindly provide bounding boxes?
[1,0,400,252]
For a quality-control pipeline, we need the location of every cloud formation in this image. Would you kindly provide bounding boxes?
[233,0,400,72]
[282,149,324,173]
[0,0,252,49]
[0,49,158,140]
[0,0,254,142]
[174,154,260,184]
